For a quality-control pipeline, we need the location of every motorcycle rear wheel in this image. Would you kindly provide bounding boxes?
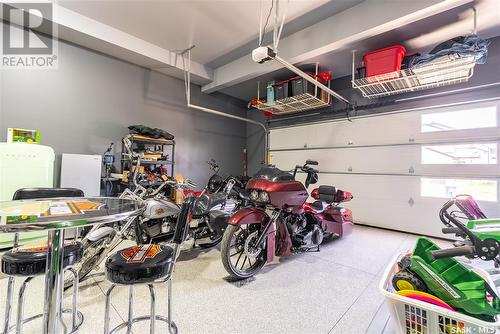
[221,224,266,280]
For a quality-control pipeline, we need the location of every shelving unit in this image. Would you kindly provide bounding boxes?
[352,56,476,99]
[121,134,175,188]
[252,62,332,116]
[253,92,330,115]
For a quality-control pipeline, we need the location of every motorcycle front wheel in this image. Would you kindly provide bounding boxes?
[221,224,266,280]
[64,237,111,289]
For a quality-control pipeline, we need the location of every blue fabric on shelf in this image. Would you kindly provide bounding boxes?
[410,35,491,67]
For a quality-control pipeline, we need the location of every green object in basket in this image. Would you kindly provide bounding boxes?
[467,218,500,241]
[400,237,500,320]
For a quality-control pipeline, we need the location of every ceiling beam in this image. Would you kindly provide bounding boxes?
[1,3,213,84]
[201,0,473,93]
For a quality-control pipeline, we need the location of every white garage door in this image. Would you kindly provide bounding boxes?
[269,102,500,237]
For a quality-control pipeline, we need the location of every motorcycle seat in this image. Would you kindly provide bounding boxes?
[105,244,174,284]
[318,185,337,204]
[309,200,327,213]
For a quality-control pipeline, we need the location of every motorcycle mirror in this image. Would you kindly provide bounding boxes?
[305,172,318,188]
[305,160,319,166]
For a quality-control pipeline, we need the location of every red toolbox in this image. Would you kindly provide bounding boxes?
[363,45,406,77]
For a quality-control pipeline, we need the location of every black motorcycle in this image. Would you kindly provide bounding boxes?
[189,159,251,247]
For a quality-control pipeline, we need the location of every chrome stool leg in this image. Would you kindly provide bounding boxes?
[2,270,84,334]
[148,285,155,334]
[15,277,33,334]
[104,280,178,334]
[3,277,15,334]
[68,267,80,331]
[167,278,174,334]
[104,284,116,334]
[126,286,133,334]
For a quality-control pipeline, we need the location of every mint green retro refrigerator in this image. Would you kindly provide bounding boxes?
[0,143,55,248]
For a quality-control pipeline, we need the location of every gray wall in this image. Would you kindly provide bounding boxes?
[246,109,267,176]
[0,32,248,188]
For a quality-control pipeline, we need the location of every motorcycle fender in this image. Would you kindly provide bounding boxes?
[86,226,116,242]
[228,208,269,226]
[228,208,276,263]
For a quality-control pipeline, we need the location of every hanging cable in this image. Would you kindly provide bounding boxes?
[259,0,274,46]
[273,0,289,51]
[258,0,263,46]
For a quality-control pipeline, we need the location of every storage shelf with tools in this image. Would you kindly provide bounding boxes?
[352,56,477,99]
[120,133,175,189]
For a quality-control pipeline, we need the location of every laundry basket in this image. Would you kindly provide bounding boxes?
[380,254,500,334]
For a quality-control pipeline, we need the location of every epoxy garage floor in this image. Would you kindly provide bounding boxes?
[0,226,452,334]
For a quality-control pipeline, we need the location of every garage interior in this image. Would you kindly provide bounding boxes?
[1,0,500,333]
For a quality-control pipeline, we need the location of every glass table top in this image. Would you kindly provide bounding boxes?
[0,197,144,232]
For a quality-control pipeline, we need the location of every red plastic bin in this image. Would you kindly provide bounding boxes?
[363,45,406,78]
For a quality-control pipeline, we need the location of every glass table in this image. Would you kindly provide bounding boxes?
[0,197,144,334]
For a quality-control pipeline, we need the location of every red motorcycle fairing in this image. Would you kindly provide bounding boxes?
[246,178,308,208]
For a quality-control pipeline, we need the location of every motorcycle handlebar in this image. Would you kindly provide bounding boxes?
[431,246,475,260]
[439,199,455,225]
[442,227,463,235]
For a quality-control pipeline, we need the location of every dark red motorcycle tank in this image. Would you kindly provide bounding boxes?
[247,167,308,209]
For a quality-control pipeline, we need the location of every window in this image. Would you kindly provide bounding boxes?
[421,143,497,164]
[421,107,497,132]
[421,177,497,202]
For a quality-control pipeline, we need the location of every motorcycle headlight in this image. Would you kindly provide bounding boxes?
[249,189,259,201]
[259,191,270,203]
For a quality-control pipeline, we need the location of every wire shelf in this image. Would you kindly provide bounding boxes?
[253,92,331,115]
[352,56,476,99]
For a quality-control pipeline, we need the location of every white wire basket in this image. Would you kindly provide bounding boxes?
[253,92,331,115]
[352,56,476,99]
[380,254,500,334]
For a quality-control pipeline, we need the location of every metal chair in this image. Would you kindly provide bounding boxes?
[1,188,85,334]
[103,197,194,334]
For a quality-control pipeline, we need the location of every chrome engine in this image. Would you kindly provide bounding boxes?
[286,214,323,250]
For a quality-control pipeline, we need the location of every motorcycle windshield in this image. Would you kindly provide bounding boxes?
[253,167,294,182]
[192,192,228,217]
[192,193,210,216]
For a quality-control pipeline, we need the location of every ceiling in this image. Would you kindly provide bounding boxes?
[220,0,500,101]
[58,0,343,65]
[37,0,500,102]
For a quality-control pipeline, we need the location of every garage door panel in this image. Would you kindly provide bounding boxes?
[271,147,500,177]
[271,147,418,174]
[308,174,500,237]
[269,102,500,238]
[270,104,499,150]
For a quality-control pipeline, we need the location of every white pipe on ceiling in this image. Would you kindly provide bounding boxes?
[182,49,269,164]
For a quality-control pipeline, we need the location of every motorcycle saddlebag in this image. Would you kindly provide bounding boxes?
[322,207,353,237]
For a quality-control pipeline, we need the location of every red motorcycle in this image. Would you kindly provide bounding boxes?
[220,160,353,279]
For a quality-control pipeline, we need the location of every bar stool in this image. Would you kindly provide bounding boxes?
[103,197,194,334]
[1,188,85,334]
